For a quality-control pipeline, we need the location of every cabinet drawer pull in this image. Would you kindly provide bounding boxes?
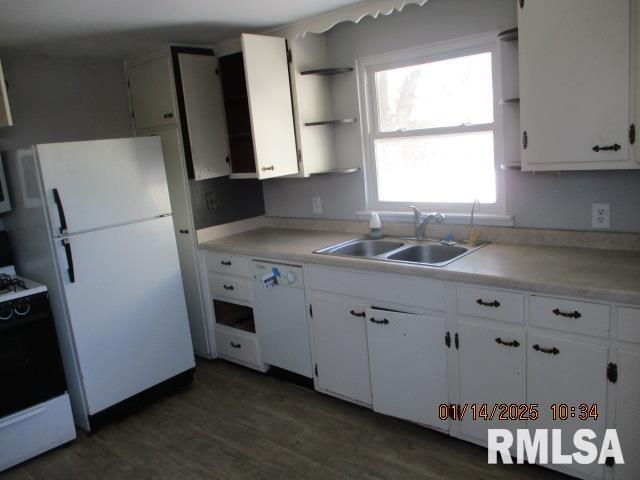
[592,143,621,152]
[261,165,275,171]
[552,308,581,319]
[222,284,234,290]
[179,229,189,234]
[477,299,501,308]
[230,342,242,349]
[350,310,366,318]
[220,260,232,266]
[163,112,174,119]
[369,317,389,325]
[533,344,559,355]
[495,337,520,348]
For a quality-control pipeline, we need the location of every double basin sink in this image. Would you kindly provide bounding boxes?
[314,238,487,267]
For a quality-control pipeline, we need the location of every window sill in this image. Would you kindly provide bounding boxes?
[356,210,514,227]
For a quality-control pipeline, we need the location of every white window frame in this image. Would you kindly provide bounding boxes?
[356,32,506,216]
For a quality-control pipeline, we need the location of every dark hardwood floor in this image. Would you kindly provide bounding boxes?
[3,360,569,479]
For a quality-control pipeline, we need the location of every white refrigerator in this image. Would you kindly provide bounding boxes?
[3,137,196,430]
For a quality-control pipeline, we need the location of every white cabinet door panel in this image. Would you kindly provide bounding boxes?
[527,333,608,479]
[310,293,372,406]
[38,137,171,234]
[519,0,631,170]
[128,56,177,130]
[140,128,208,356]
[366,308,448,430]
[53,216,195,414]
[241,33,298,179]
[615,349,640,480]
[178,53,229,180]
[458,322,526,443]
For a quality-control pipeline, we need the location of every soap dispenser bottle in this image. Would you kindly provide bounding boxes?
[369,212,382,239]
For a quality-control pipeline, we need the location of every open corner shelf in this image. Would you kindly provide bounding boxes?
[305,118,357,127]
[309,167,360,177]
[300,67,354,76]
[499,97,520,105]
[497,27,519,42]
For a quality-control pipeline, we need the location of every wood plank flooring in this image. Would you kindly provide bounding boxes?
[3,360,569,479]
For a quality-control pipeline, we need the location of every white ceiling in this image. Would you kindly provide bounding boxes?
[0,0,364,57]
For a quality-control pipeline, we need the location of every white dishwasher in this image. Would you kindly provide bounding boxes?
[252,261,312,378]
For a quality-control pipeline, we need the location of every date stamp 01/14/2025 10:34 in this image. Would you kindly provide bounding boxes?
[438,403,600,422]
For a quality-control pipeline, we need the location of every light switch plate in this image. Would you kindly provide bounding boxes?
[592,203,610,229]
[312,196,322,214]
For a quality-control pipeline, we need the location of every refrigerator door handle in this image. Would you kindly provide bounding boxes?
[62,239,75,283]
[52,188,69,235]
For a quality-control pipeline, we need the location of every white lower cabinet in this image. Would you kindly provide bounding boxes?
[458,322,526,444]
[615,349,640,480]
[310,293,372,406]
[527,333,608,479]
[366,308,448,430]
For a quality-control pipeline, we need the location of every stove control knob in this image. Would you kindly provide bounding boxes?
[0,303,14,320]
[286,271,296,284]
[15,299,31,316]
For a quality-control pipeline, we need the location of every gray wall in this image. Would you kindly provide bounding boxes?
[0,55,133,150]
[263,0,640,233]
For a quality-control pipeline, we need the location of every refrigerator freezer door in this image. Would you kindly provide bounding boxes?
[52,215,195,414]
[37,137,171,236]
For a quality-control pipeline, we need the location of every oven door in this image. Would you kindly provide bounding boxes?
[0,293,67,418]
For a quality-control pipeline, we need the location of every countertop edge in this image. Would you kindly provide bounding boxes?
[199,241,640,307]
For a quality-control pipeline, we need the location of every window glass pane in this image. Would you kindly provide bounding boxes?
[374,131,496,204]
[375,52,494,132]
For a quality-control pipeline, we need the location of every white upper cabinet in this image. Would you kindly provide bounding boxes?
[127,56,177,131]
[518,0,635,171]
[176,52,230,180]
[241,33,299,179]
[0,60,13,127]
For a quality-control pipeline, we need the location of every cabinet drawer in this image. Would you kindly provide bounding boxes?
[205,251,250,278]
[307,266,445,311]
[209,274,252,303]
[457,287,524,324]
[215,328,260,367]
[530,296,610,338]
[618,307,640,344]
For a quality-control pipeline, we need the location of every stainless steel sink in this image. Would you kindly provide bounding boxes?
[322,239,406,257]
[386,244,468,265]
[314,237,487,267]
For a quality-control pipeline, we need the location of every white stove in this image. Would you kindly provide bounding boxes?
[0,266,47,302]
[0,263,76,471]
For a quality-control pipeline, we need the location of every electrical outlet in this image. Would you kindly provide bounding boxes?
[592,203,610,229]
[312,196,322,215]
[205,191,217,210]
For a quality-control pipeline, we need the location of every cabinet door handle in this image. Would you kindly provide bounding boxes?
[261,165,275,172]
[179,229,189,234]
[163,113,174,119]
[350,310,366,318]
[592,143,621,152]
[220,260,232,266]
[222,284,234,291]
[495,337,520,348]
[552,308,581,319]
[369,317,389,325]
[533,344,559,355]
[477,299,500,308]
[230,342,242,349]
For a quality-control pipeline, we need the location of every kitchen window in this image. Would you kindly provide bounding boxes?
[358,34,505,215]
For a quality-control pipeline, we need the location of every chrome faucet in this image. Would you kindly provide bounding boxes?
[410,206,445,240]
